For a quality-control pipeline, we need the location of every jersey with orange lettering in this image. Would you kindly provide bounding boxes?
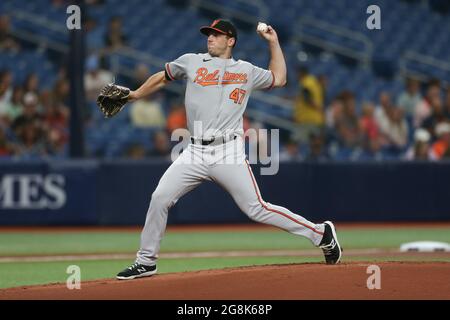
[164,52,274,139]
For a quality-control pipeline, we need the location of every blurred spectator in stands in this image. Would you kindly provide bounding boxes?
[23,73,39,96]
[0,15,20,52]
[359,102,379,144]
[125,143,147,159]
[318,74,328,105]
[0,70,13,116]
[404,128,434,161]
[422,95,446,139]
[0,127,14,157]
[414,79,440,128]
[84,54,113,102]
[12,92,41,134]
[360,138,384,161]
[325,95,344,130]
[56,66,68,82]
[39,89,53,111]
[358,102,383,160]
[305,132,329,161]
[430,122,450,160]
[43,102,69,143]
[15,122,46,158]
[443,87,450,120]
[379,106,409,151]
[104,16,128,50]
[396,77,422,118]
[335,91,361,148]
[166,102,187,133]
[358,102,382,160]
[148,131,171,159]
[130,93,166,128]
[45,126,67,157]
[1,86,24,125]
[0,83,9,125]
[278,139,302,162]
[374,91,392,129]
[293,67,324,143]
[52,78,70,106]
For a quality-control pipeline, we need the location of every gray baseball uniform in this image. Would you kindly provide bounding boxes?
[136,52,325,266]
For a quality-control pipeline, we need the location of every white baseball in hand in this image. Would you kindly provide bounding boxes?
[257,22,268,33]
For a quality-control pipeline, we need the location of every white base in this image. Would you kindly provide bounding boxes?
[400,241,450,252]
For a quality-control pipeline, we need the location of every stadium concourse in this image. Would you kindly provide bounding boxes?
[0,0,449,161]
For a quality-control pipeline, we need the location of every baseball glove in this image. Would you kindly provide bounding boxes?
[96,83,131,118]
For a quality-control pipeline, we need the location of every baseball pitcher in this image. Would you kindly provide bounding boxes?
[97,19,342,280]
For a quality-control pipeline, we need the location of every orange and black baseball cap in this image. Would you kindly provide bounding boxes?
[200,19,238,43]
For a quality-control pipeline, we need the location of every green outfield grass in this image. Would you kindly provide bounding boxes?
[0,226,449,289]
[1,227,449,256]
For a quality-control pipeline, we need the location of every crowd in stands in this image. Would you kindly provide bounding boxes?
[1,8,450,162]
[288,68,450,161]
[0,68,70,159]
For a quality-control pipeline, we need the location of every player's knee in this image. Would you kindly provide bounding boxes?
[151,189,172,209]
[243,202,266,221]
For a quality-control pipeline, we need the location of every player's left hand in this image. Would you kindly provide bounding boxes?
[96,83,130,118]
[257,25,279,43]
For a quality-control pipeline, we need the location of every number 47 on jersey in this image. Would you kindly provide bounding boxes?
[229,88,247,105]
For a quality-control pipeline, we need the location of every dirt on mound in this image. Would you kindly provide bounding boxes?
[1,262,449,300]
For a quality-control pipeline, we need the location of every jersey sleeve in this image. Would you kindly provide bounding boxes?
[251,65,275,91]
[165,54,192,81]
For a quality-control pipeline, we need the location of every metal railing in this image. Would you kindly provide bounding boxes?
[10,29,69,53]
[9,10,67,35]
[300,17,373,52]
[399,51,450,82]
[403,51,450,72]
[294,17,450,84]
[294,17,374,66]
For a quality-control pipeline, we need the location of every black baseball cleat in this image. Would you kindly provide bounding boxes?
[319,221,343,264]
[116,262,157,280]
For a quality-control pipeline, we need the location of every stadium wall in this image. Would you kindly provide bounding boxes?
[0,160,449,225]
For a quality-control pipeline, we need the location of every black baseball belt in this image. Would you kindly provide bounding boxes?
[190,135,237,146]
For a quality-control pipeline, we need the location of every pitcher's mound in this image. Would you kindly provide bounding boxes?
[1,262,449,300]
